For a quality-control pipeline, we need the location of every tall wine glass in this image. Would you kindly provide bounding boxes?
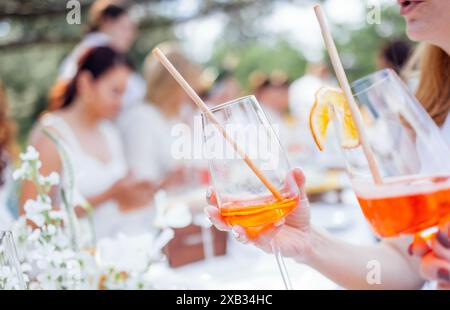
[202,95,307,289]
[0,231,27,290]
[332,69,450,238]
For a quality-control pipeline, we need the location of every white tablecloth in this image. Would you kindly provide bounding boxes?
[146,193,377,290]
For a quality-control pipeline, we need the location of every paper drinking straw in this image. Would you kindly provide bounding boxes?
[314,5,383,184]
[152,48,284,200]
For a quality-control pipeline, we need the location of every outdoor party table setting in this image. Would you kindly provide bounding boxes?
[1,1,450,296]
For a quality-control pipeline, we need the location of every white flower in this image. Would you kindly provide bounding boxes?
[38,195,51,205]
[27,214,46,228]
[12,161,33,181]
[49,210,64,220]
[12,168,23,181]
[0,266,12,278]
[24,199,51,214]
[10,143,103,290]
[22,274,29,283]
[97,233,155,273]
[38,172,60,186]
[47,172,60,185]
[54,234,69,248]
[27,229,41,242]
[66,259,80,270]
[66,260,82,280]
[20,263,32,273]
[36,259,49,270]
[20,146,39,161]
[23,199,52,227]
[46,224,56,235]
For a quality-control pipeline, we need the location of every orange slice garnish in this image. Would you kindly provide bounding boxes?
[309,86,360,151]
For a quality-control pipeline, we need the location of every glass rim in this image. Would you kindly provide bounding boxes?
[351,68,396,97]
[208,95,257,113]
[0,230,11,239]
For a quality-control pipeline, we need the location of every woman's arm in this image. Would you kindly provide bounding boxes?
[206,168,426,290]
[21,127,112,212]
[86,187,115,207]
[304,227,425,290]
[21,124,155,218]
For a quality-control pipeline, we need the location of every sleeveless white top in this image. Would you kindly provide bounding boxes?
[441,114,450,143]
[40,114,134,239]
[118,103,177,182]
[0,169,13,231]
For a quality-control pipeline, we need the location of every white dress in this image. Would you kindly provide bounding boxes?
[40,114,152,239]
[0,171,13,231]
[118,103,178,183]
[289,74,324,124]
[441,114,450,143]
[0,163,18,231]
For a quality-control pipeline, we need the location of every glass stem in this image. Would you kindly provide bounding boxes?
[271,238,293,290]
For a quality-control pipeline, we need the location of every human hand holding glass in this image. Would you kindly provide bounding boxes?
[151,49,309,289]
[334,69,450,239]
[202,96,311,289]
[205,167,312,260]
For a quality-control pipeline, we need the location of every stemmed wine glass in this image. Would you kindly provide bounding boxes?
[202,95,308,289]
[332,69,450,238]
[0,231,27,290]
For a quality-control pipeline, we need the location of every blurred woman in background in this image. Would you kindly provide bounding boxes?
[249,70,292,148]
[119,42,204,190]
[0,81,17,230]
[377,39,412,74]
[58,0,145,110]
[206,70,242,106]
[21,47,155,239]
[289,62,332,124]
[251,70,291,119]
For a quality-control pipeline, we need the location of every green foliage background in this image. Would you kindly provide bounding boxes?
[0,1,409,144]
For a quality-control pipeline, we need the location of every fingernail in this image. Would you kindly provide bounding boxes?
[437,230,450,249]
[232,230,240,239]
[437,268,450,282]
[204,210,211,221]
[407,243,413,256]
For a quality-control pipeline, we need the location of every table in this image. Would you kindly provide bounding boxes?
[147,192,377,290]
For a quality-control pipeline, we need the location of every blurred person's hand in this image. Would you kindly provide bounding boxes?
[159,166,187,190]
[411,222,450,290]
[204,168,313,262]
[110,173,156,211]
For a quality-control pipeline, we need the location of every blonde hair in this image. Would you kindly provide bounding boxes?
[143,42,202,113]
[404,44,450,126]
